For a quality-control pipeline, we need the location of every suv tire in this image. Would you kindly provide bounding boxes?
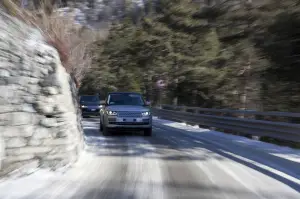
[144,128,152,136]
[99,119,103,132]
[102,125,110,136]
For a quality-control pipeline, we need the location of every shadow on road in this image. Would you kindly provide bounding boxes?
[82,117,300,193]
[155,120,300,193]
[28,182,299,199]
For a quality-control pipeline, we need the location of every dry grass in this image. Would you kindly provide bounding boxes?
[2,0,106,86]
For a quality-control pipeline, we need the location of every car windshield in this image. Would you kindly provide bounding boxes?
[108,93,145,106]
[80,96,99,103]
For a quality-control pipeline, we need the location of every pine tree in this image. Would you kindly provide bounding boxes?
[140,0,225,106]
[83,0,300,111]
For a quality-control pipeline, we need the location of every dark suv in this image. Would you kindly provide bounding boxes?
[79,95,101,117]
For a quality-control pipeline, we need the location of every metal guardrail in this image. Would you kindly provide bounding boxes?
[152,105,300,142]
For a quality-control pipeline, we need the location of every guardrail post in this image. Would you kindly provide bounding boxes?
[180,106,187,112]
[288,117,300,124]
[252,114,263,140]
[255,115,264,120]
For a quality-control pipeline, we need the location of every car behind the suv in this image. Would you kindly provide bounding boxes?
[99,92,152,136]
[80,95,101,117]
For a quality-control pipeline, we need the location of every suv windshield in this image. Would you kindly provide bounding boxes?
[108,93,145,106]
[80,95,100,103]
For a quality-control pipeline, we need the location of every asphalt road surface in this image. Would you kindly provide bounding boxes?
[1,117,300,199]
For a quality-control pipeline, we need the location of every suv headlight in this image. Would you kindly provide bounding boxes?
[142,111,151,116]
[106,110,117,116]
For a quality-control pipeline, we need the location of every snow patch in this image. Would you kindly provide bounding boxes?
[153,118,300,163]
[0,169,64,199]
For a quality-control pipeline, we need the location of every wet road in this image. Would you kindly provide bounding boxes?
[1,117,300,199]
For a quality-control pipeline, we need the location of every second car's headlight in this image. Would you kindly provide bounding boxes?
[142,111,151,116]
[106,110,118,116]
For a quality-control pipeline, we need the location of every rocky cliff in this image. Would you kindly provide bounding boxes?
[0,11,84,176]
[18,0,148,29]
[13,0,264,30]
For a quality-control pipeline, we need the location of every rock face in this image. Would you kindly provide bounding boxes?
[20,0,148,29]
[0,11,83,175]
[22,0,258,30]
[56,0,147,29]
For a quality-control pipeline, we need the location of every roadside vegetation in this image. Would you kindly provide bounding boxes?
[79,0,300,148]
[3,0,300,147]
[6,0,300,113]
[81,0,300,114]
[2,0,105,86]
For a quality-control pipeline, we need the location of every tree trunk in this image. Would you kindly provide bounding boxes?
[172,59,179,106]
[172,95,178,106]
[192,90,197,106]
[172,77,178,106]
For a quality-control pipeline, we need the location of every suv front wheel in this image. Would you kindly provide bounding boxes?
[99,118,103,132]
[102,125,111,136]
[144,128,152,136]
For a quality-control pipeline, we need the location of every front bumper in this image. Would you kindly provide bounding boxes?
[81,108,100,116]
[82,112,100,116]
[104,116,152,129]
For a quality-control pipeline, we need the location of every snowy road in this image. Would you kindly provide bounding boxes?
[0,117,300,199]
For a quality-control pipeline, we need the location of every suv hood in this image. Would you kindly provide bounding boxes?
[106,105,150,112]
[80,102,99,105]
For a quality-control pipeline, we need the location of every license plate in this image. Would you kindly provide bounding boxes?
[135,118,142,122]
[117,118,126,122]
[91,109,96,111]
[117,118,142,122]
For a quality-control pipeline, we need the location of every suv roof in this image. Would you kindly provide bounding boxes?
[80,95,100,101]
[108,92,141,95]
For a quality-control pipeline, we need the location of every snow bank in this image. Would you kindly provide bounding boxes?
[153,118,300,163]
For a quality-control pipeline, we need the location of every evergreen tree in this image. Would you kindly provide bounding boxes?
[80,0,300,112]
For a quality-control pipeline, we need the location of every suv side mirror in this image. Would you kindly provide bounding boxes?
[100,100,106,106]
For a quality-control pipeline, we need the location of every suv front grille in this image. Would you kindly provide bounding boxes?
[118,111,142,118]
